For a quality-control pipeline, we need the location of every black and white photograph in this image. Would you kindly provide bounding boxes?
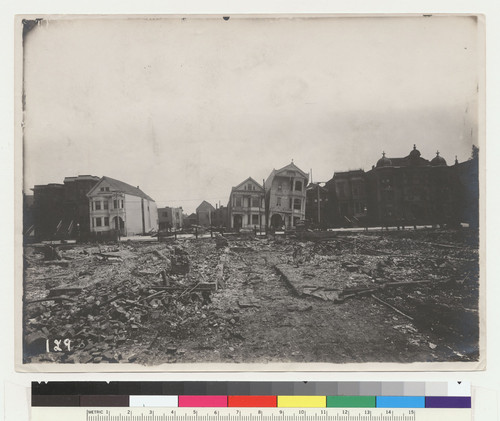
[18,15,483,369]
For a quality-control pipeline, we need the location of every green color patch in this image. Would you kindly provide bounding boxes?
[326,396,376,408]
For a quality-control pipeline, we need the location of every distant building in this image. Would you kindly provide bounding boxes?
[325,170,367,227]
[196,201,215,227]
[228,177,265,230]
[265,162,309,229]
[305,182,329,228]
[31,175,100,241]
[87,176,158,237]
[323,145,475,228]
[63,175,101,236]
[213,204,229,229]
[365,145,461,227]
[455,154,479,228]
[184,213,198,228]
[158,207,183,231]
[32,183,65,240]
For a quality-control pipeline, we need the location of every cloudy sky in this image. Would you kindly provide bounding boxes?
[22,15,481,213]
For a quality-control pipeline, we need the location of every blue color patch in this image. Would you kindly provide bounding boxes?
[376,396,425,408]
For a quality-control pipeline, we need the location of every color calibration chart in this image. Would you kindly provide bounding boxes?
[31,381,472,421]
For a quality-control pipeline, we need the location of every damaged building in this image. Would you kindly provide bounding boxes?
[265,162,309,229]
[158,207,184,231]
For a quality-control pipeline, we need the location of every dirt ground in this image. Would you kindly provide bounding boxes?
[23,228,480,365]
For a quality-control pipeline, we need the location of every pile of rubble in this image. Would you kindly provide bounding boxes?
[23,241,226,363]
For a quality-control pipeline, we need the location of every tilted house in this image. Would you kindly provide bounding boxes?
[87,176,158,237]
[265,162,309,229]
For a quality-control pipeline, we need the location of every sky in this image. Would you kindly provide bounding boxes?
[22,15,482,213]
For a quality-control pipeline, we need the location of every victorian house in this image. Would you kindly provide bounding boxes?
[228,177,265,230]
[265,162,309,229]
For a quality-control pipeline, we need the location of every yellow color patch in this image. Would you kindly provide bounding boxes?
[277,396,326,408]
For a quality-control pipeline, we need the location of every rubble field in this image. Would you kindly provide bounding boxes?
[23,228,480,365]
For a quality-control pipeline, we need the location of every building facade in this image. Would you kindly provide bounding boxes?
[63,175,101,237]
[213,204,229,229]
[158,207,183,231]
[265,162,309,229]
[32,183,66,240]
[228,177,265,230]
[87,176,158,237]
[365,146,462,227]
[325,170,368,228]
[31,175,100,241]
[323,145,474,228]
[196,201,216,227]
[305,182,330,228]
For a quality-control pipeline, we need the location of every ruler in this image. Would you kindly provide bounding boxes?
[31,407,471,421]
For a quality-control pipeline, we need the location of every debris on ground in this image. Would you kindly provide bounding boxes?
[23,228,479,364]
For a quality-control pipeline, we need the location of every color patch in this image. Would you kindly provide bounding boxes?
[425,397,471,408]
[277,396,326,408]
[31,395,80,407]
[178,396,228,407]
[79,395,129,407]
[376,396,425,408]
[228,396,277,407]
[129,395,178,407]
[327,396,376,408]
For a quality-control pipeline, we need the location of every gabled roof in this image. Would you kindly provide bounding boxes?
[266,161,309,186]
[196,200,215,212]
[87,176,155,201]
[232,177,264,192]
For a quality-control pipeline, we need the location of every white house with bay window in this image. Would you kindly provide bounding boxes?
[86,176,158,236]
[228,177,265,230]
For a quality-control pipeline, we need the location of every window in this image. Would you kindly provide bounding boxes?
[113,199,118,209]
[248,183,252,191]
[103,200,109,210]
[163,212,168,217]
[95,217,102,227]
[295,181,302,191]
[95,201,101,210]
[289,198,292,209]
[100,187,104,192]
[235,196,242,207]
[252,214,259,225]
[247,214,251,224]
[104,217,109,226]
[294,199,301,210]
[277,197,282,206]
[252,197,260,207]
[120,200,124,208]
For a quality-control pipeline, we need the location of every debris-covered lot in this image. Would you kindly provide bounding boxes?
[23,229,480,365]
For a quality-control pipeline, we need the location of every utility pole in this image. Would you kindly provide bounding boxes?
[263,179,268,234]
[317,183,321,227]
